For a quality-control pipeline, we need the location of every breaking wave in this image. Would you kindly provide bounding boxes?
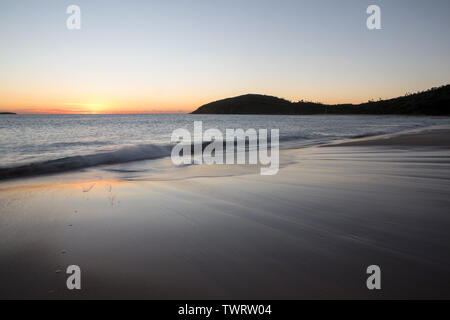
[0,130,393,180]
[0,143,173,180]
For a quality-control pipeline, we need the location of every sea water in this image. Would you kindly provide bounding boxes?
[1,114,449,179]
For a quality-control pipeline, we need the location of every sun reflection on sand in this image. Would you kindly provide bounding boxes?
[0,179,128,194]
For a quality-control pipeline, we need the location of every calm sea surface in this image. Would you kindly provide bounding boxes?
[1,114,450,177]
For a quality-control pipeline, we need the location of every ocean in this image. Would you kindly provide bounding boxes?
[1,114,450,180]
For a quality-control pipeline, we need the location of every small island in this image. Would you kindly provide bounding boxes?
[192,84,450,116]
[0,112,17,115]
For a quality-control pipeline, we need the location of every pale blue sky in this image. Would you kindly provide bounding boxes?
[0,0,449,113]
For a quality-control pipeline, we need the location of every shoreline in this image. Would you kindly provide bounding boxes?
[1,124,450,183]
[322,125,450,148]
[1,126,450,299]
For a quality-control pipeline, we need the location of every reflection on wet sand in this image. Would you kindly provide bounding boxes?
[1,127,450,299]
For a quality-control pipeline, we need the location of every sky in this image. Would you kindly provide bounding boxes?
[0,0,449,114]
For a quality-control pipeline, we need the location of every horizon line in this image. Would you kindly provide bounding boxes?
[2,112,191,115]
[2,83,449,115]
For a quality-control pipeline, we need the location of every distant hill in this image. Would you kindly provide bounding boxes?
[0,112,16,115]
[192,85,450,115]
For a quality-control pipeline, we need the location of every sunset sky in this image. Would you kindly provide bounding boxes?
[0,0,449,114]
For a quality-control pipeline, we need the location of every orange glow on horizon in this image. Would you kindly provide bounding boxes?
[0,90,203,114]
[4,108,192,115]
[0,100,195,114]
[0,85,432,114]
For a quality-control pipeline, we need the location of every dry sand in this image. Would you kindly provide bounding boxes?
[1,126,450,299]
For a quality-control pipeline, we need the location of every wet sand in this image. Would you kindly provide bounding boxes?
[325,125,450,148]
[1,126,450,299]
